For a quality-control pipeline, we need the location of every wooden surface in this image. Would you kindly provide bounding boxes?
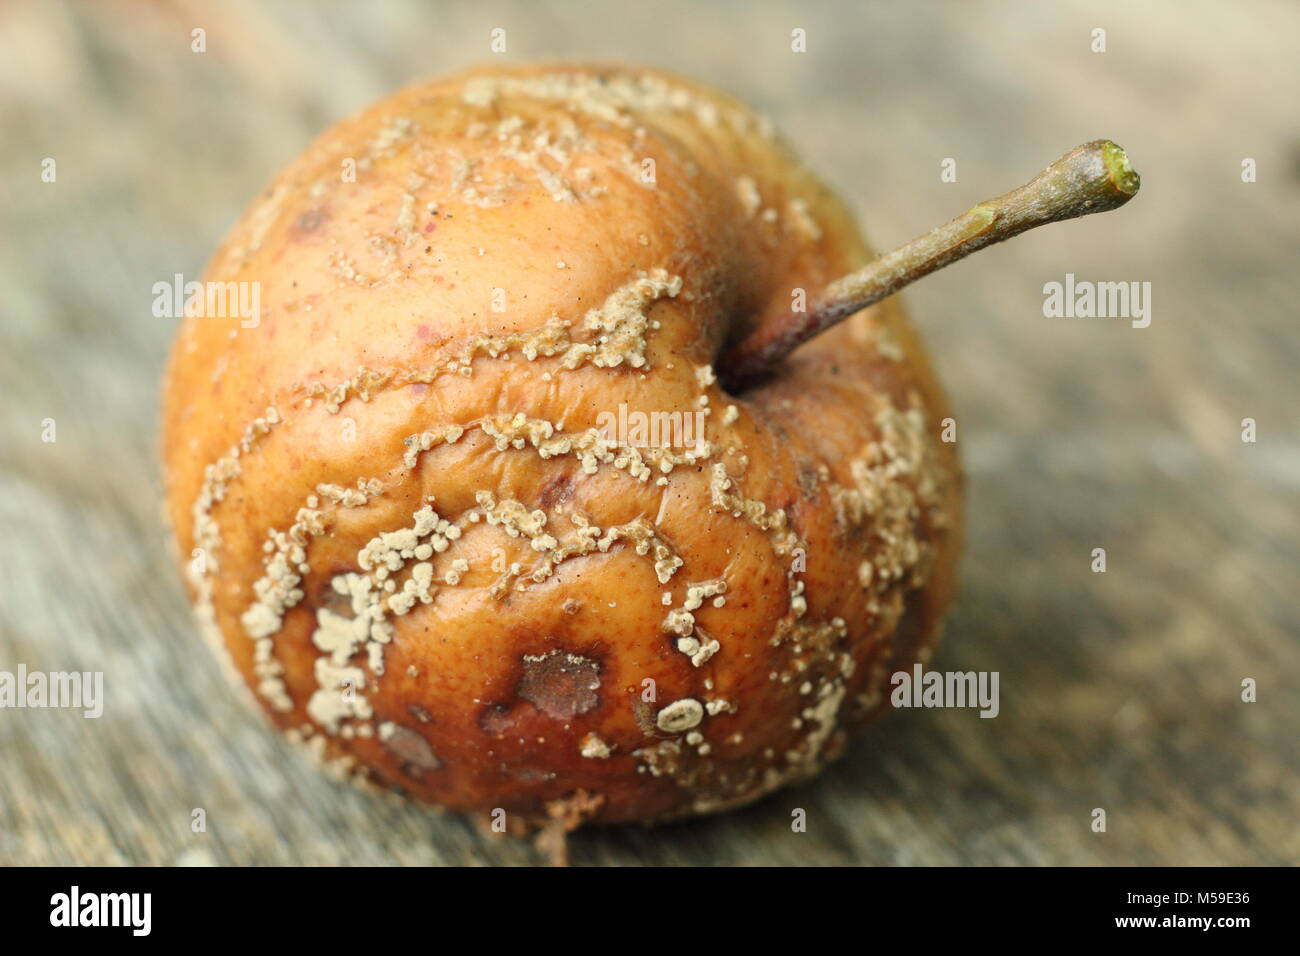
[1,0,1297,866]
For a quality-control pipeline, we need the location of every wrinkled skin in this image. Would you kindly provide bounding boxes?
[162,63,962,825]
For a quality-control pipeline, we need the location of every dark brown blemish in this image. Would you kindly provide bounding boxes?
[631,694,657,736]
[539,472,575,510]
[796,458,821,500]
[380,723,441,771]
[295,208,327,235]
[479,702,513,736]
[517,649,600,720]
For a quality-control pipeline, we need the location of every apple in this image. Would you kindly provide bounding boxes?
[161,64,1138,830]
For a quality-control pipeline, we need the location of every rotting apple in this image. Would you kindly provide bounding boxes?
[161,63,1138,831]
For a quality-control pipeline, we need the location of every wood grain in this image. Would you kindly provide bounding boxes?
[1,0,1296,866]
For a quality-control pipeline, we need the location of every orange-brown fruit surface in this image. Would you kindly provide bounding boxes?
[161,63,963,825]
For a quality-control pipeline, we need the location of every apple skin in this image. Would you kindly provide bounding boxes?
[161,63,962,825]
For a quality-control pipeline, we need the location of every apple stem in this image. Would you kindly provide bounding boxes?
[721,140,1140,386]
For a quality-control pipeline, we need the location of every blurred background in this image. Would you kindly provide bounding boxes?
[1,0,1296,865]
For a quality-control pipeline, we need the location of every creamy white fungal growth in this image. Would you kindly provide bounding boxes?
[656,698,704,733]
[564,269,682,371]
[664,578,728,667]
[402,424,466,468]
